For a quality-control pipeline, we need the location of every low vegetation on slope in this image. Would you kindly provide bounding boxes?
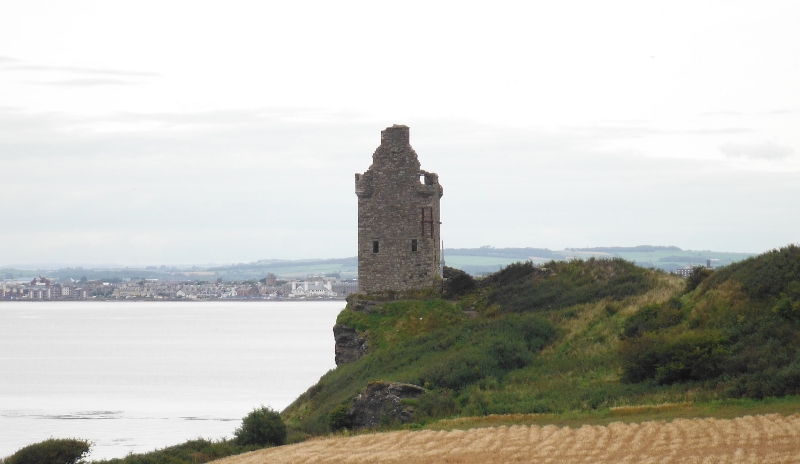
[283,257,680,439]
[620,244,800,397]
[284,247,800,441]
[481,257,653,314]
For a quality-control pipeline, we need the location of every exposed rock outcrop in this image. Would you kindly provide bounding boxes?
[348,381,425,429]
[333,324,369,365]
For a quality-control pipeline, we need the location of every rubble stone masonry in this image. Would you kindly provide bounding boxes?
[355,125,443,293]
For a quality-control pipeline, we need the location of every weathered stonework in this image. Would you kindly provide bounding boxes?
[355,125,443,293]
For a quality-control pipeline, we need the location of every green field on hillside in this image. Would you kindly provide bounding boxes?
[282,245,800,442]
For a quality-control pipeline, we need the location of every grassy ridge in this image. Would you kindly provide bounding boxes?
[620,245,800,397]
[283,247,800,440]
[282,258,691,438]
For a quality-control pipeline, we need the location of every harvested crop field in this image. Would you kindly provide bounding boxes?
[214,414,800,463]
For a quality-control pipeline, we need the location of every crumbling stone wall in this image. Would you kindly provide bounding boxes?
[355,125,443,293]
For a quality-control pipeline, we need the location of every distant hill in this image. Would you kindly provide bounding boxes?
[3,246,756,282]
[444,246,754,275]
[565,245,682,253]
[445,247,560,259]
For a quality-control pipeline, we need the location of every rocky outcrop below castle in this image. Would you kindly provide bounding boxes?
[347,381,425,429]
[333,324,369,365]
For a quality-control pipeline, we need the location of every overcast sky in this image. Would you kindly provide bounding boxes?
[1,1,798,266]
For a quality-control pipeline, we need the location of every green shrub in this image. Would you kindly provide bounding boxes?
[327,404,352,432]
[772,294,800,320]
[5,438,90,464]
[413,389,458,421]
[95,438,250,464]
[414,314,555,390]
[621,298,684,339]
[443,266,477,299]
[702,245,800,301]
[485,258,653,314]
[418,347,494,390]
[685,267,713,293]
[621,331,730,384]
[234,406,287,447]
[620,245,800,397]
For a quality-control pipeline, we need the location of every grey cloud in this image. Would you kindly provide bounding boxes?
[33,78,132,86]
[719,141,794,160]
[683,128,752,135]
[8,64,160,77]
[1,108,798,264]
[552,124,751,142]
[700,110,741,117]
[0,55,160,77]
[701,109,794,117]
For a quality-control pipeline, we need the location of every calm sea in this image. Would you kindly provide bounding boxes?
[0,301,344,460]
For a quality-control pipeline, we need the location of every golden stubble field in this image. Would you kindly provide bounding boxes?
[214,414,800,464]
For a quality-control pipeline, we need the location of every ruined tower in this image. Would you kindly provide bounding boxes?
[355,125,443,293]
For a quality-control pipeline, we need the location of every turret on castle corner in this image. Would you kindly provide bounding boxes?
[355,125,443,293]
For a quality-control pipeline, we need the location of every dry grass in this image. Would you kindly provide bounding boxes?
[214,413,800,464]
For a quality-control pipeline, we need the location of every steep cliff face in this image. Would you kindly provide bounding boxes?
[333,324,368,365]
[347,381,425,429]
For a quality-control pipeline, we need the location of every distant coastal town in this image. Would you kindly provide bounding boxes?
[1,273,359,301]
[0,246,754,301]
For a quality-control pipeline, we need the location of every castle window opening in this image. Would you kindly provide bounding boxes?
[419,174,425,184]
[411,239,418,252]
[421,207,434,238]
[373,240,380,253]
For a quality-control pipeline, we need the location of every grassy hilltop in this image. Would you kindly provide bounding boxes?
[283,245,800,440]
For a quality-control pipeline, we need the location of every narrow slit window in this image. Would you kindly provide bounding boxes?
[372,240,379,253]
[411,239,418,252]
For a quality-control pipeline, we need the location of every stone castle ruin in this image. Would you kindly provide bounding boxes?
[355,125,443,293]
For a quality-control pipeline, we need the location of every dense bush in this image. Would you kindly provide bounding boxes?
[234,406,287,447]
[327,405,352,432]
[701,245,800,300]
[443,266,477,300]
[485,258,653,314]
[4,439,90,464]
[620,330,730,384]
[413,389,458,421]
[685,266,713,293]
[620,245,800,398]
[621,297,685,339]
